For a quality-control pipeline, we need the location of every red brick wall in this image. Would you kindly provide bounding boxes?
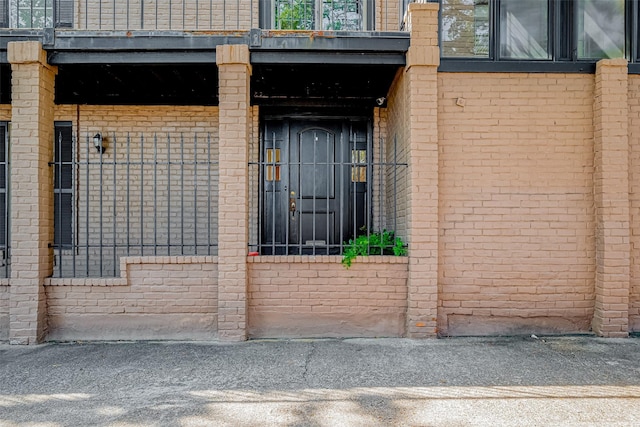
[437,73,596,336]
[248,256,408,337]
[45,257,217,340]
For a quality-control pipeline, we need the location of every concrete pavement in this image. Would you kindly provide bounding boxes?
[1,336,639,426]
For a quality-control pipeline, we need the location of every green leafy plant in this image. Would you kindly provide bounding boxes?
[341,229,407,268]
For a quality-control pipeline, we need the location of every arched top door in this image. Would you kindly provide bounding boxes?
[260,118,369,255]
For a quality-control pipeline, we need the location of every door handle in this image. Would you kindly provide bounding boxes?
[289,191,296,216]
[289,191,296,212]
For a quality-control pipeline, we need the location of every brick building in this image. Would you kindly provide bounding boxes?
[0,0,637,344]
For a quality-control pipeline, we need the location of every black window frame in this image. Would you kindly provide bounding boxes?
[53,121,74,249]
[438,0,639,73]
[0,121,8,277]
[259,0,375,31]
[495,0,553,61]
[0,122,8,250]
[0,0,8,28]
[0,0,73,29]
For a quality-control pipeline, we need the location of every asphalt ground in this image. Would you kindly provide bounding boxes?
[1,336,639,426]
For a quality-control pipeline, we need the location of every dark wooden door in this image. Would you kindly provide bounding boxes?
[261,118,355,254]
[288,121,348,253]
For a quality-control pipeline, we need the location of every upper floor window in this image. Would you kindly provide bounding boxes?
[1,0,73,28]
[577,0,625,59]
[441,0,629,61]
[267,0,371,30]
[16,0,53,28]
[500,0,550,60]
[441,0,489,58]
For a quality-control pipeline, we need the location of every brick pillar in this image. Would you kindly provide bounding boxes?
[216,45,251,341]
[404,3,439,337]
[7,41,57,344]
[592,59,630,338]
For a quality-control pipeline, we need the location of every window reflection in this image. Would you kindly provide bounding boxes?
[577,0,625,59]
[500,0,550,60]
[17,0,54,28]
[441,0,489,58]
[273,0,364,31]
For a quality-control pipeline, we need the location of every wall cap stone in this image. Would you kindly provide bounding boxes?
[45,278,128,287]
[596,58,629,68]
[408,2,439,12]
[406,46,440,68]
[248,255,409,264]
[44,255,219,287]
[216,44,250,66]
[7,41,55,72]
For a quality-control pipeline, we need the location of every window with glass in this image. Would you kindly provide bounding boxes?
[273,0,366,30]
[500,0,550,60]
[351,149,366,183]
[17,0,53,28]
[577,0,625,59]
[441,0,490,58]
[0,123,8,255]
[440,0,632,63]
[0,0,72,28]
[54,122,73,248]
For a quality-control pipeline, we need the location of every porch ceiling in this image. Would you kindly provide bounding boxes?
[55,64,219,105]
[251,63,401,106]
[0,29,409,106]
[53,62,400,106]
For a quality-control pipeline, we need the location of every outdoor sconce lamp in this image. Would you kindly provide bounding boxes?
[93,133,105,153]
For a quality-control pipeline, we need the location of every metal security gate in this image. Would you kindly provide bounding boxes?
[259,117,368,255]
[52,130,219,278]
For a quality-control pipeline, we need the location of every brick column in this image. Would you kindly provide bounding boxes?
[8,41,57,344]
[216,45,251,341]
[405,2,439,337]
[592,59,630,338]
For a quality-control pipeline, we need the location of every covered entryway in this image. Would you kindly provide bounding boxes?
[260,115,369,254]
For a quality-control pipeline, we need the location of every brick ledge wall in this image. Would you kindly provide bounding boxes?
[249,256,409,338]
[45,256,218,341]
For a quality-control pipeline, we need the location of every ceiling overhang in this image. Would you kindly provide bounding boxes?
[0,29,410,106]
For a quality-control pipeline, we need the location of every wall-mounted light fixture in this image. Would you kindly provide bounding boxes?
[375,97,387,107]
[93,133,105,153]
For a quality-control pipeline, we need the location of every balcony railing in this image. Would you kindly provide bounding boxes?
[0,0,406,31]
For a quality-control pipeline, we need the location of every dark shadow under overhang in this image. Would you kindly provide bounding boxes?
[251,63,400,107]
[55,63,219,105]
[0,29,409,106]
